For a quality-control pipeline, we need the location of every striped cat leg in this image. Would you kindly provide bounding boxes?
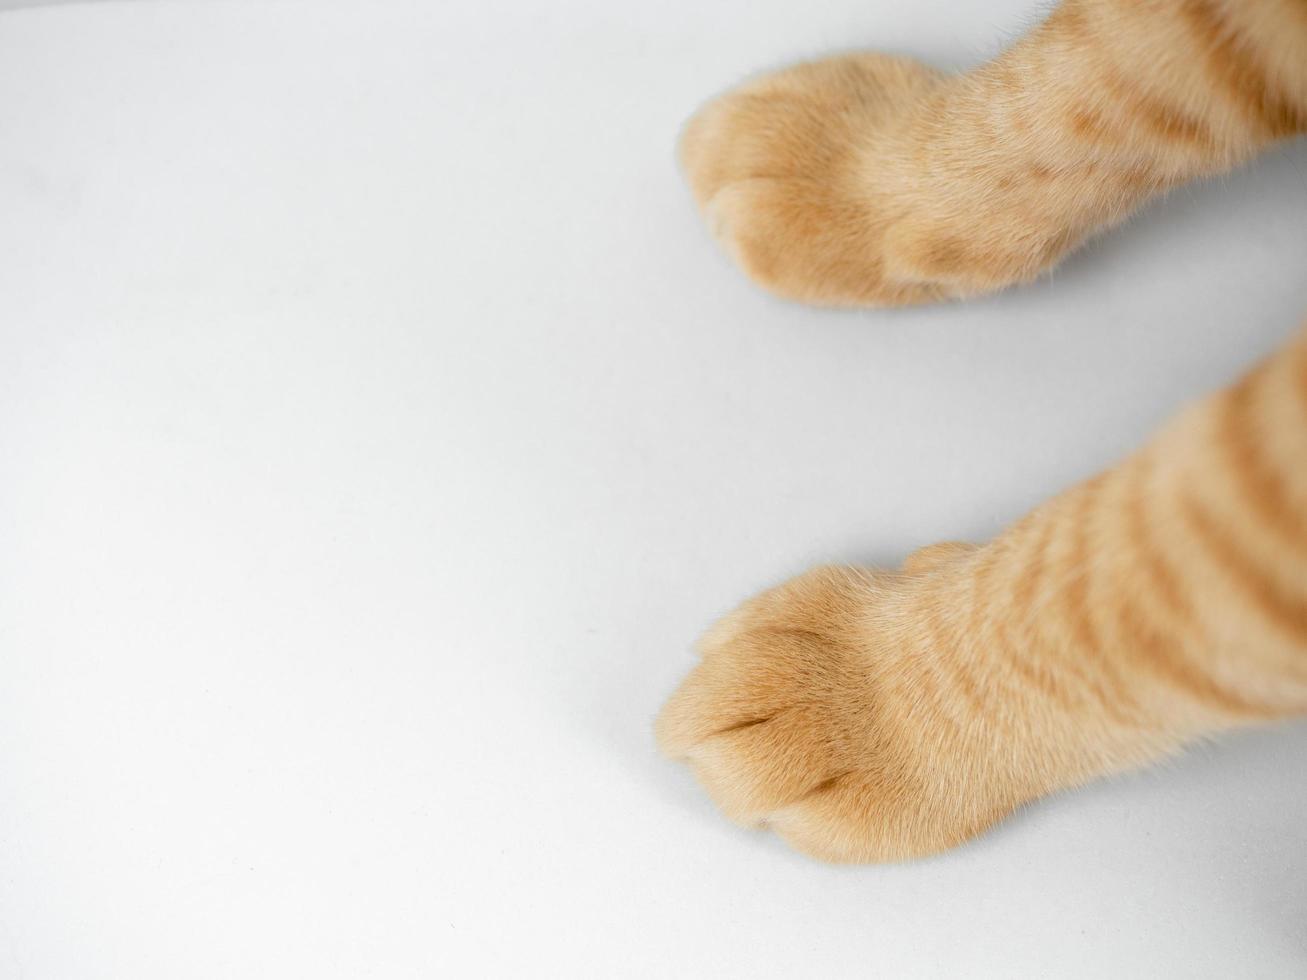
[657,324,1307,862]
[680,0,1307,305]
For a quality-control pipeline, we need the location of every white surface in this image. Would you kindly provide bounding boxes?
[1,1,1306,976]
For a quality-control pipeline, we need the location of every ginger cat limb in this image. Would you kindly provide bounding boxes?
[659,328,1307,862]
[659,0,1307,861]
[680,0,1307,306]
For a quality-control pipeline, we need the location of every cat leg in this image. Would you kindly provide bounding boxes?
[681,0,1307,305]
[657,324,1307,861]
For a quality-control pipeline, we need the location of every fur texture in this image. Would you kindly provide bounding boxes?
[658,0,1307,862]
[679,0,1307,306]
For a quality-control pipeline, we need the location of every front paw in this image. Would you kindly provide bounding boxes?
[656,566,1009,862]
[679,54,944,307]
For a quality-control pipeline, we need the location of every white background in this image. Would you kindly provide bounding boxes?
[1,1,1305,976]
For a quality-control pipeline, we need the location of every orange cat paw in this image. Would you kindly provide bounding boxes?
[656,565,1014,862]
[680,46,1174,306]
[679,54,949,307]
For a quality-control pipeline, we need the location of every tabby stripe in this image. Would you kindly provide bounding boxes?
[1056,479,1139,723]
[968,546,1056,706]
[1119,459,1267,715]
[1180,490,1307,643]
[1006,515,1087,704]
[1178,0,1306,137]
[1003,619,1069,706]
[1098,63,1219,151]
[1218,367,1307,557]
[1062,483,1106,660]
[1115,595,1271,717]
[1074,0,1222,153]
[1069,106,1120,145]
[1124,456,1195,622]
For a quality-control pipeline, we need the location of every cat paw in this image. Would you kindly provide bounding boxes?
[656,565,1013,862]
[680,54,949,307]
[680,53,1093,306]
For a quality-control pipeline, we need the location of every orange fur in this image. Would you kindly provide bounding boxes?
[679,0,1307,306]
[659,0,1307,861]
